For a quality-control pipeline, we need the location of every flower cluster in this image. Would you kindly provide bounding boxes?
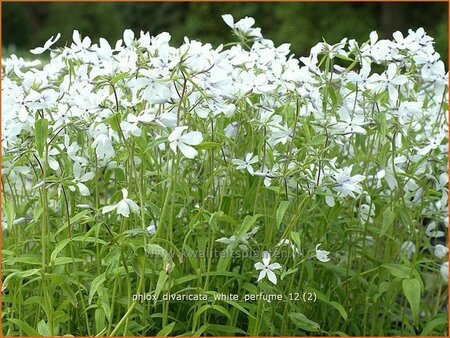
[2,13,448,311]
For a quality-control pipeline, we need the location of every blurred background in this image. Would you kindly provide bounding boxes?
[2,2,448,63]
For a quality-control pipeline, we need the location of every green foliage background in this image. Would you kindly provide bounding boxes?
[3,2,448,62]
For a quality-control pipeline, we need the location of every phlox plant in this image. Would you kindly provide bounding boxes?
[1,14,448,336]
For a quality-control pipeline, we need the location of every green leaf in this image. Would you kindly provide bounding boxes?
[144,244,171,262]
[194,323,209,336]
[181,244,198,270]
[50,239,70,262]
[211,304,232,320]
[219,299,256,320]
[329,301,348,321]
[156,322,175,337]
[97,286,112,322]
[196,141,221,150]
[37,320,51,336]
[289,312,320,332]
[299,118,312,140]
[47,274,78,306]
[88,273,106,305]
[310,134,327,146]
[7,318,41,336]
[95,307,106,335]
[382,264,410,279]
[35,118,48,157]
[327,86,338,108]
[402,278,421,328]
[208,324,246,335]
[280,268,298,280]
[107,113,122,133]
[145,136,168,153]
[241,282,258,295]
[3,269,41,290]
[3,201,15,230]
[420,314,448,335]
[111,72,128,85]
[377,112,387,138]
[174,275,197,286]
[52,257,84,266]
[290,231,302,251]
[6,254,41,266]
[193,304,212,328]
[275,201,290,230]
[380,209,395,237]
[154,270,169,302]
[236,214,263,241]
[132,248,146,277]
[335,54,354,62]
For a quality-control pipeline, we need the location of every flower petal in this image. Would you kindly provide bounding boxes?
[180,131,203,145]
[77,182,90,196]
[30,33,61,54]
[262,251,270,266]
[257,270,267,282]
[222,14,234,28]
[117,200,130,217]
[178,142,198,159]
[266,270,277,285]
[268,263,281,270]
[126,199,139,212]
[168,126,188,142]
[102,205,117,214]
[254,262,265,270]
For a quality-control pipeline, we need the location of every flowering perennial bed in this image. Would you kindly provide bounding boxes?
[2,15,448,336]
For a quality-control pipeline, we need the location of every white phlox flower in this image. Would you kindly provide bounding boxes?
[232,153,259,175]
[434,244,448,259]
[68,163,95,196]
[254,251,282,285]
[30,33,61,54]
[168,126,203,159]
[315,243,330,262]
[102,188,139,218]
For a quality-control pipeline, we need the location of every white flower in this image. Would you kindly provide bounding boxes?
[224,122,238,139]
[92,134,115,160]
[315,244,330,262]
[216,227,258,251]
[400,241,416,259]
[254,251,282,285]
[417,134,445,156]
[71,30,91,51]
[146,221,157,235]
[102,188,139,218]
[254,165,279,187]
[330,165,365,198]
[440,262,448,282]
[168,126,203,159]
[123,29,135,48]
[335,107,367,137]
[216,235,238,251]
[425,221,445,238]
[358,204,375,224]
[434,244,448,259]
[222,14,262,39]
[30,33,61,54]
[232,153,258,175]
[68,163,95,196]
[374,63,407,103]
[222,14,235,28]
